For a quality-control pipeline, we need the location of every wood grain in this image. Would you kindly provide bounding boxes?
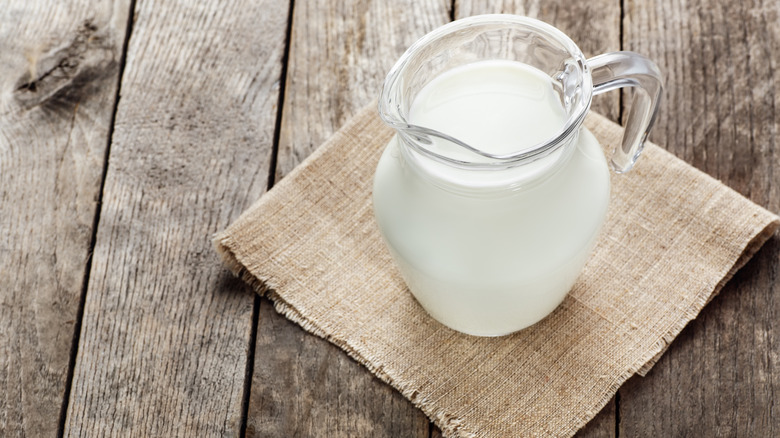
[0,2,129,436]
[456,3,620,436]
[620,0,780,435]
[63,0,289,434]
[249,299,431,437]
[252,0,450,436]
[273,0,452,179]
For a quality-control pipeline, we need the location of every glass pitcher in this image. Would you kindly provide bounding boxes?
[372,14,662,336]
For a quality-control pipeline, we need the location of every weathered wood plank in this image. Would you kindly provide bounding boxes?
[250,299,431,437]
[251,0,450,436]
[0,2,130,436]
[273,0,452,179]
[454,2,620,436]
[620,0,780,435]
[63,0,289,435]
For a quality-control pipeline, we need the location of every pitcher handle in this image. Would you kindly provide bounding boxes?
[587,52,663,173]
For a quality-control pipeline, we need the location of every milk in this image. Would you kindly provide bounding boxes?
[409,60,568,160]
[373,60,610,336]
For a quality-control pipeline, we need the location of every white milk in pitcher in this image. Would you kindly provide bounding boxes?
[373,60,610,336]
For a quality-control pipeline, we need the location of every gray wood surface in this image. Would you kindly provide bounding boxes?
[63,0,288,435]
[249,299,431,437]
[619,0,780,435]
[0,2,129,435]
[273,0,453,179]
[1,0,778,436]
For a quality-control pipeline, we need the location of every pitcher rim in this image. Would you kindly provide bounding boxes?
[378,14,594,169]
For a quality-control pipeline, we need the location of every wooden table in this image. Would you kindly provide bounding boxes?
[2,0,778,436]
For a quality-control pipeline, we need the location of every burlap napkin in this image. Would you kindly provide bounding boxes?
[215,104,779,438]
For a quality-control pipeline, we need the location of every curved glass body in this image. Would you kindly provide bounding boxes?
[373,15,662,336]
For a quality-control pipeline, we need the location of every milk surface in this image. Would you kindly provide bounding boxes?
[409,60,567,158]
[373,60,610,336]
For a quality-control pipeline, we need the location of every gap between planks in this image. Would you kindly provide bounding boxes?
[239,0,297,437]
[56,1,138,436]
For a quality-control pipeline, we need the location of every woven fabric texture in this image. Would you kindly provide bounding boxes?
[215,105,779,438]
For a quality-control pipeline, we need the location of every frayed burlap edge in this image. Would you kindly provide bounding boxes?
[635,218,780,376]
[213,231,477,438]
[214,218,779,438]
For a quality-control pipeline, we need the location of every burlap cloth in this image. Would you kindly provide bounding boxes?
[214,105,779,438]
